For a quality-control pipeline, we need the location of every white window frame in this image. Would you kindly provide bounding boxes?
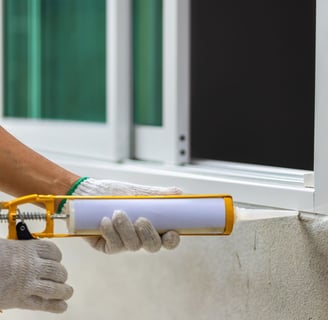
[134,0,190,165]
[0,0,131,162]
[129,0,317,214]
[313,0,328,214]
[1,0,328,215]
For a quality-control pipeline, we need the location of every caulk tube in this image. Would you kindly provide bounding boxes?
[66,195,235,236]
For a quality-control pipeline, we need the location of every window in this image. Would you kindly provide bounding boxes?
[1,0,328,214]
[1,0,131,161]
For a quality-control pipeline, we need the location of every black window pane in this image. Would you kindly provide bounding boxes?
[191,0,315,170]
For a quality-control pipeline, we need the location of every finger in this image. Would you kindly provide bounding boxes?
[32,280,74,301]
[161,231,180,249]
[27,296,69,313]
[135,218,162,253]
[112,210,141,251]
[84,236,107,252]
[39,260,68,283]
[100,217,125,254]
[34,240,62,262]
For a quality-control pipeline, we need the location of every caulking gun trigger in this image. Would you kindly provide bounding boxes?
[16,221,35,240]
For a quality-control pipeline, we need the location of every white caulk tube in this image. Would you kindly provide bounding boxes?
[66,195,235,236]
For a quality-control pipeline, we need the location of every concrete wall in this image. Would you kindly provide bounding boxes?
[1,201,328,320]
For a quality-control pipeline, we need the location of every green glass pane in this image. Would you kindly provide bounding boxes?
[4,0,106,123]
[4,0,29,118]
[133,0,163,126]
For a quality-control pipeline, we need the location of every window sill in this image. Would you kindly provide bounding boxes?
[42,151,314,213]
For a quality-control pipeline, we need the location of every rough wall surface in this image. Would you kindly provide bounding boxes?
[2,209,328,320]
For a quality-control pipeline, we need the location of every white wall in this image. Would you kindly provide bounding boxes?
[1,211,328,319]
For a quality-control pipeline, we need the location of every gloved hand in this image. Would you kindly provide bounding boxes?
[62,178,182,254]
[0,239,73,313]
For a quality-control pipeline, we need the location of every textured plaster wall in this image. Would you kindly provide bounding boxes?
[1,202,328,320]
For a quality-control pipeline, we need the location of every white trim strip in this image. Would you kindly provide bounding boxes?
[314,0,328,214]
[107,0,131,160]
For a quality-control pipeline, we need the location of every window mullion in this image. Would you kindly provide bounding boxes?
[133,0,190,165]
[106,0,131,161]
[162,0,190,164]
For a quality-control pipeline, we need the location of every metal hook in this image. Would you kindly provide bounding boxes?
[16,208,24,223]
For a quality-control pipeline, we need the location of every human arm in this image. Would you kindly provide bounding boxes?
[0,126,181,252]
[0,126,80,209]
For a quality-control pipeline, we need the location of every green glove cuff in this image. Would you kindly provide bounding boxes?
[57,177,89,213]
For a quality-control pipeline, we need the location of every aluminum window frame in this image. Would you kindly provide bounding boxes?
[132,0,324,214]
[131,0,318,213]
[133,0,190,165]
[2,0,328,214]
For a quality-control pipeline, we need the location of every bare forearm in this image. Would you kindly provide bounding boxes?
[0,126,80,200]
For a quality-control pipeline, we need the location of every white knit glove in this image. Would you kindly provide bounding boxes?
[0,239,73,313]
[62,178,182,254]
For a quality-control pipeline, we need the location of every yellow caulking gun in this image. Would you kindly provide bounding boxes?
[0,194,235,240]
